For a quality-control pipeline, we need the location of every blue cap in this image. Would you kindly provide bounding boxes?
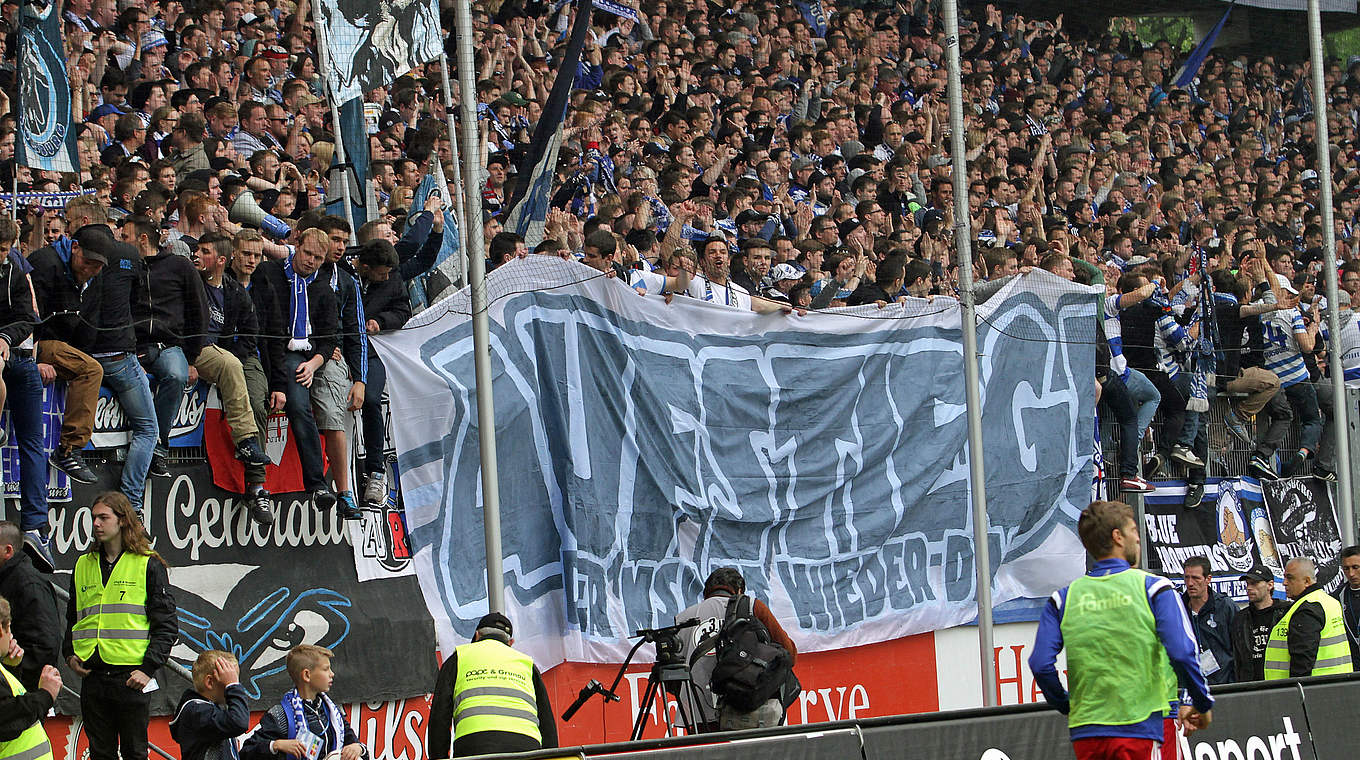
[87,103,127,121]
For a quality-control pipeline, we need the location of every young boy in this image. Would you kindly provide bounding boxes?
[241,645,367,760]
[0,595,61,758]
[169,650,250,760]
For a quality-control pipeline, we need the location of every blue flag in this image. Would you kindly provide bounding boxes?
[16,0,81,173]
[502,0,595,247]
[325,97,370,226]
[796,0,828,38]
[1174,1,1236,89]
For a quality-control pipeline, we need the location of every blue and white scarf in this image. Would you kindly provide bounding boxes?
[283,257,317,352]
[283,688,346,756]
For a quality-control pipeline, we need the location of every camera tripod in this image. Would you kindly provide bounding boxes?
[561,618,709,740]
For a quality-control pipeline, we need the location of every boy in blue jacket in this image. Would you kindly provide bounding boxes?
[169,651,250,760]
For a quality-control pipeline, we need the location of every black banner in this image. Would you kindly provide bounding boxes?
[1298,679,1355,759]
[1261,478,1345,592]
[1144,480,1266,600]
[1176,684,1312,760]
[43,463,436,714]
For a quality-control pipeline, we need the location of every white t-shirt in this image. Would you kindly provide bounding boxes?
[628,268,669,295]
[680,274,756,311]
[685,274,752,310]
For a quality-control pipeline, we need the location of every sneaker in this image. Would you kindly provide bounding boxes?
[147,447,171,478]
[1250,454,1280,480]
[1120,475,1156,493]
[246,488,275,526]
[1223,406,1253,446]
[336,491,361,520]
[1143,452,1164,478]
[22,529,55,573]
[312,489,337,512]
[234,437,271,466]
[49,446,97,484]
[1283,450,1309,478]
[1170,445,1206,469]
[363,472,386,507]
[1184,483,1206,509]
[1313,466,1338,482]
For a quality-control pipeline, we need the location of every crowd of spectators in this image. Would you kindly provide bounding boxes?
[0,0,1356,573]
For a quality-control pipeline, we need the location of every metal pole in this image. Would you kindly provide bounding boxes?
[1309,0,1355,544]
[943,0,996,707]
[452,0,503,612]
[437,53,469,287]
[312,11,357,235]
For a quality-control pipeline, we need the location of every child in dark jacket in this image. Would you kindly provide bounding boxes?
[169,650,250,760]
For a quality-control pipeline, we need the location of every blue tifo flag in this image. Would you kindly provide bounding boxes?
[407,160,460,310]
[502,0,595,248]
[324,97,371,225]
[16,0,81,172]
[1174,0,1236,88]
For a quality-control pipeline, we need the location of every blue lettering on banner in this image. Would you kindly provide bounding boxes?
[375,259,1100,662]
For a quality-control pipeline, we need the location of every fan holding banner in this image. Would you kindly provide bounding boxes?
[16,0,81,174]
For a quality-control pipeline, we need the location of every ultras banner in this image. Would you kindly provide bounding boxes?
[16,0,80,172]
[373,259,1099,667]
[49,464,436,714]
[1144,477,1344,601]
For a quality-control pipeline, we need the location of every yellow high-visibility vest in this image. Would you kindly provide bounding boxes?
[71,552,151,666]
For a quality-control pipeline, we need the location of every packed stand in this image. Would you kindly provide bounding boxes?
[0,0,1354,572]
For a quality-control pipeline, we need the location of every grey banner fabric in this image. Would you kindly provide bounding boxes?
[861,709,1068,760]
[1297,680,1355,759]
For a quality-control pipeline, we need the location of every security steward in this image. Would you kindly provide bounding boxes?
[1264,557,1354,679]
[0,594,61,760]
[426,613,557,759]
[62,492,178,760]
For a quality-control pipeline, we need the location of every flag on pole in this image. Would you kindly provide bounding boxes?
[16,0,81,173]
[502,0,596,248]
[1173,0,1236,89]
[318,0,443,104]
[325,97,371,225]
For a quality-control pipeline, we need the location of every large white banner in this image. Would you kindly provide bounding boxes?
[373,259,1098,668]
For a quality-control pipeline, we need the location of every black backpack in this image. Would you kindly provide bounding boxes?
[707,595,795,713]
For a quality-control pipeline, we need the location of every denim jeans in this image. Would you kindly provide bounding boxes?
[98,355,157,510]
[1284,381,1323,454]
[1124,369,1161,445]
[361,351,387,475]
[147,345,190,445]
[4,356,48,530]
[282,352,327,492]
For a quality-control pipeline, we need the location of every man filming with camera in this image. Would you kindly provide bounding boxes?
[676,568,799,732]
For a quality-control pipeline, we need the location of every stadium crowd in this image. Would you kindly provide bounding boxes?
[0,0,1355,566]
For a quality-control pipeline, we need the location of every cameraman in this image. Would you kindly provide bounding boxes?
[676,568,798,732]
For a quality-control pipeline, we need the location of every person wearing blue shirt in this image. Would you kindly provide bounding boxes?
[1029,500,1213,759]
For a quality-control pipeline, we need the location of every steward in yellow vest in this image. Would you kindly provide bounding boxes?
[0,594,61,760]
[426,613,557,759]
[1264,557,1354,679]
[61,493,178,760]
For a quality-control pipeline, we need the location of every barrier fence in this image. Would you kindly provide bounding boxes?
[490,673,1360,760]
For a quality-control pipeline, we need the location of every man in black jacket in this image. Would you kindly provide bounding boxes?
[27,217,104,490]
[191,233,273,523]
[252,230,340,514]
[0,220,59,571]
[355,240,411,506]
[228,231,276,519]
[1181,556,1238,684]
[1230,564,1291,681]
[0,523,62,690]
[125,215,208,479]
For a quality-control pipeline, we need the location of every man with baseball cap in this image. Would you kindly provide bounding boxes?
[426,613,556,759]
[1230,564,1291,681]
